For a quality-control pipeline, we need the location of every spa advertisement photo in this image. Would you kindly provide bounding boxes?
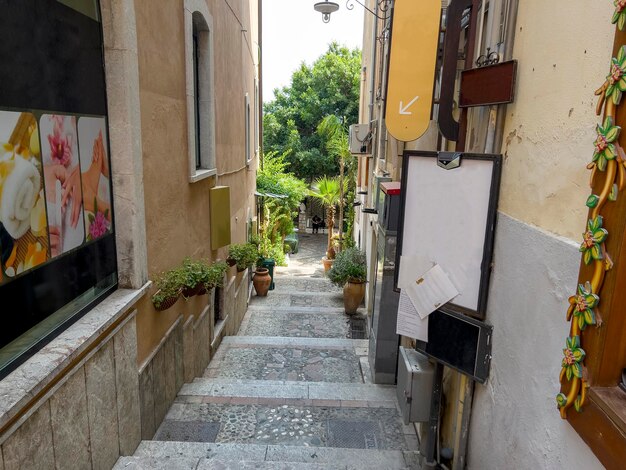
[0,111,113,285]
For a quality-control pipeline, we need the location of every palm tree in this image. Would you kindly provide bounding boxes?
[309,176,342,257]
[317,115,353,249]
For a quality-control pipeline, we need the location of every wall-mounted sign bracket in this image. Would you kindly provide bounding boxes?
[437,0,477,142]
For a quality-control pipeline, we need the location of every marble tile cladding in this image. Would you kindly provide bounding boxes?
[183,317,195,383]
[2,402,54,470]
[85,341,120,470]
[49,368,91,469]
[139,362,156,440]
[114,318,141,456]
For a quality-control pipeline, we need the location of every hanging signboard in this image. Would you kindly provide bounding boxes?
[385,0,441,142]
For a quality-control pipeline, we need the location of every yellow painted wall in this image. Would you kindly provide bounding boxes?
[498,0,615,240]
[133,0,259,364]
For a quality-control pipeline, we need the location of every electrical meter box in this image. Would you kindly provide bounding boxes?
[396,347,435,424]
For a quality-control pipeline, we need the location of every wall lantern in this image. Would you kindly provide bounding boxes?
[314,0,392,23]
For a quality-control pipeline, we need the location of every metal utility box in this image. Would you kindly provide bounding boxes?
[396,347,435,424]
[349,123,373,155]
[210,186,231,250]
[379,182,401,232]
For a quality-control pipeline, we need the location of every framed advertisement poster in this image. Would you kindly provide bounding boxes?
[0,0,117,377]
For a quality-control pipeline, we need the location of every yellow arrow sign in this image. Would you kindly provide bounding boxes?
[386,0,441,142]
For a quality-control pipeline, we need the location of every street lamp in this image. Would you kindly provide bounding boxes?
[313,1,339,23]
[314,0,392,23]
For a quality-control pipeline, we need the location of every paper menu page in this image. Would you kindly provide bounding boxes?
[396,291,428,342]
[404,264,459,319]
[397,255,432,289]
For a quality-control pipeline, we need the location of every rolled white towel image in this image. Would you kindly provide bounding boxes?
[1,156,40,239]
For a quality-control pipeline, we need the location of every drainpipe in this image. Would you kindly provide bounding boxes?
[368,2,378,124]
[258,0,263,170]
[492,0,519,153]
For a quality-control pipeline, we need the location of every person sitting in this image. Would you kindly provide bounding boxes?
[312,215,322,234]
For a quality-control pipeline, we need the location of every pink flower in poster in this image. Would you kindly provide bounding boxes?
[88,211,109,240]
[47,116,73,167]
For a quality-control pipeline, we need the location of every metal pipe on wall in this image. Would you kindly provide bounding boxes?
[492,0,519,153]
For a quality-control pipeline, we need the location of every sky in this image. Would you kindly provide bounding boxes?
[262,0,364,102]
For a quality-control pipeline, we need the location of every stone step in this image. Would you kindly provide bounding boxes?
[206,337,368,383]
[268,276,342,292]
[239,308,366,339]
[178,378,397,405]
[126,441,420,469]
[249,291,345,309]
[246,305,347,314]
[153,401,417,451]
[221,336,368,349]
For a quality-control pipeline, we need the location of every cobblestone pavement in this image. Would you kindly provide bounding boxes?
[249,292,344,309]
[119,234,421,469]
[205,345,362,382]
[158,403,412,450]
[276,233,328,278]
[240,310,354,338]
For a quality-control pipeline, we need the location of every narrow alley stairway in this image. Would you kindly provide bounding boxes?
[115,234,420,469]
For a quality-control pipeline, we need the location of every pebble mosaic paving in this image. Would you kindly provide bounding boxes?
[162,403,412,450]
[270,278,342,294]
[249,293,345,309]
[207,346,362,383]
[240,311,358,338]
[130,232,422,469]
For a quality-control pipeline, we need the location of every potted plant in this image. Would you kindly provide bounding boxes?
[228,243,259,272]
[151,269,182,311]
[203,260,228,294]
[253,233,277,291]
[178,258,208,298]
[252,266,272,296]
[327,247,367,315]
[309,176,343,272]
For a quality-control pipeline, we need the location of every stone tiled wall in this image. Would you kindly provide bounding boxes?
[138,317,184,440]
[138,280,250,440]
[0,313,141,470]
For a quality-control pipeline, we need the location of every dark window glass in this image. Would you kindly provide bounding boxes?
[0,0,117,378]
[193,30,202,170]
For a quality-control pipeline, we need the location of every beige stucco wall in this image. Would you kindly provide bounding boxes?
[133,0,259,364]
[497,0,615,240]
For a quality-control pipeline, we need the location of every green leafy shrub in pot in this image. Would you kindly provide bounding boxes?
[327,247,366,287]
[207,261,228,289]
[152,269,183,310]
[228,243,259,271]
[179,258,209,297]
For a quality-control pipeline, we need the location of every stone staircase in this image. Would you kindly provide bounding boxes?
[114,246,421,469]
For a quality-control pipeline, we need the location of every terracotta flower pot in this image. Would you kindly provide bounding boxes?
[322,257,334,272]
[343,279,365,315]
[253,267,271,296]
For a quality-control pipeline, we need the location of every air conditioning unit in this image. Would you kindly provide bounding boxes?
[349,122,375,155]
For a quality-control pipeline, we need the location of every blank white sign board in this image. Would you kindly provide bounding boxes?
[398,152,501,318]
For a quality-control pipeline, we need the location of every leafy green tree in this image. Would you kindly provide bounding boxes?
[257,152,307,265]
[263,42,361,181]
